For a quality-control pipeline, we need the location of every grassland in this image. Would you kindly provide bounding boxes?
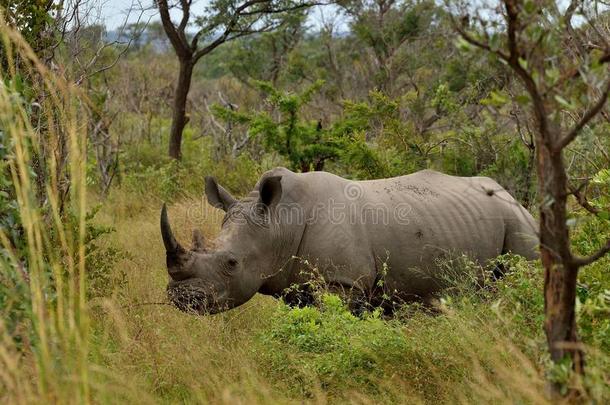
[79,188,607,404]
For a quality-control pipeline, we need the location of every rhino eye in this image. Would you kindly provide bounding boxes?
[227,258,238,268]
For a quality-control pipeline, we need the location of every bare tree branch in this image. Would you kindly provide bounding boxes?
[178,0,192,34]
[451,19,509,60]
[568,183,601,215]
[158,0,191,57]
[452,6,553,149]
[572,239,610,267]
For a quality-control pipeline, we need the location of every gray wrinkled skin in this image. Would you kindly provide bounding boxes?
[161,167,539,314]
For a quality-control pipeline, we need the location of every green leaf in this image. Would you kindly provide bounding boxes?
[518,58,528,70]
[515,94,530,105]
[554,95,576,110]
[545,68,560,84]
[489,33,500,52]
[482,90,509,108]
[456,38,471,52]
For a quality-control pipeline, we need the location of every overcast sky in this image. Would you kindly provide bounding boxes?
[98,1,180,30]
[97,0,344,32]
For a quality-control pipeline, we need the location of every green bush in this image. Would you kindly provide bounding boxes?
[120,131,268,200]
[256,294,411,398]
[0,79,38,344]
[82,206,126,299]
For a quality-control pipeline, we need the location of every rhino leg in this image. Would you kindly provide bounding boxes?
[502,218,539,260]
[275,284,316,308]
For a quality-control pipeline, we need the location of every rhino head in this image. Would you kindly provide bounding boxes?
[161,175,289,314]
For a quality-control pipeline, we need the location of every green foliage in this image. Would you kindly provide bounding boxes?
[122,156,179,201]
[209,11,307,84]
[214,80,343,172]
[0,76,121,347]
[0,0,55,58]
[571,168,610,296]
[444,59,468,92]
[0,127,23,254]
[83,207,125,299]
[569,175,610,361]
[339,132,391,179]
[579,289,610,354]
[349,0,437,89]
[0,76,36,341]
[214,153,267,193]
[257,293,411,397]
[252,250,610,402]
[332,91,430,178]
[431,83,458,114]
[493,255,546,337]
[590,168,610,220]
[121,134,264,199]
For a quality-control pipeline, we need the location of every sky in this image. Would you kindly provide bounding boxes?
[98,0,184,30]
[91,0,604,31]
[96,0,345,32]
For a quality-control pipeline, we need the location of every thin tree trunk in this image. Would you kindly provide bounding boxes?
[544,258,582,367]
[169,59,194,160]
[536,141,585,392]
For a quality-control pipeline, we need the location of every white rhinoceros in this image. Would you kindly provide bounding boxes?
[161,167,538,314]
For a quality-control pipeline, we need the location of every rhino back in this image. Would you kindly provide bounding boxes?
[291,170,529,297]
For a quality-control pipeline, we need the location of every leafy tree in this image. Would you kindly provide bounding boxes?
[0,1,54,62]
[454,0,610,396]
[156,0,315,159]
[221,11,308,86]
[342,0,438,94]
[214,80,343,171]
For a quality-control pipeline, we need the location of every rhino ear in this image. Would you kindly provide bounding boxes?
[205,176,236,212]
[259,176,282,207]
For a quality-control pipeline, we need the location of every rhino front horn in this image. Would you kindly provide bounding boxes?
[161,204,182,253]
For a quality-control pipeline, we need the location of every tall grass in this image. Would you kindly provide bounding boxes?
[0,22,90,402]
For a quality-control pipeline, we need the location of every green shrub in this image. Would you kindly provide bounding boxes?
[569,171,610,355]
[120,133,266,200]
[0,79,39,343]
[82,206,126,299]
[256,294,411,398]
[122,159,183,201]
[493,255,545,337]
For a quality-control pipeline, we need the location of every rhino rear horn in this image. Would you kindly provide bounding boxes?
[192,229,205,251]
[161,204,184,253]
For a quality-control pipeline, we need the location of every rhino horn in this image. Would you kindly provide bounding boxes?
[192,229,205,251]
[161,204,183,253]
